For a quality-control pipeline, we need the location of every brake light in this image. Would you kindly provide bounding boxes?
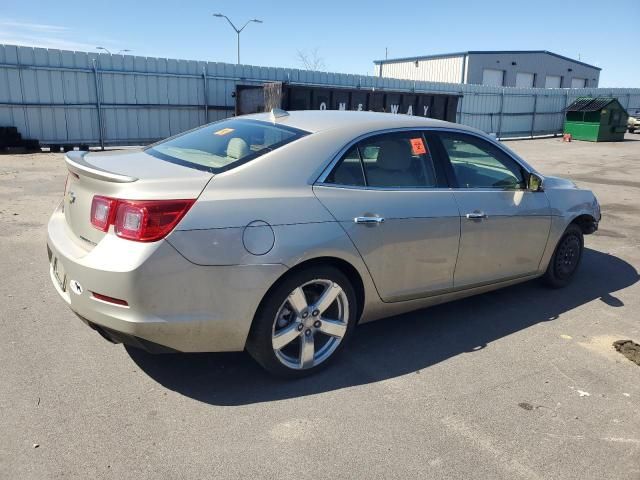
[90,196,117,231]
[90,197,194,242]
[114,200,195,242]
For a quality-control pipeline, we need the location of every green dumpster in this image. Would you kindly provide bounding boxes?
[564,97,628,142]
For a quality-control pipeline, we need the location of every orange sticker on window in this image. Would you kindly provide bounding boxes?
[214,128,235,136]
[410,137,427,155]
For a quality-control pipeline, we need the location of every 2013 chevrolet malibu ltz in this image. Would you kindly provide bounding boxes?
[47,110,601,377]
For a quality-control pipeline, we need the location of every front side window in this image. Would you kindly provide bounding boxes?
[147,119,308,173]
[439,133,526,190]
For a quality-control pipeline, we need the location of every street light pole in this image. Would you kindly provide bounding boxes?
[97,47,132,55]
[212,14,263,65]
[237,30,240,65]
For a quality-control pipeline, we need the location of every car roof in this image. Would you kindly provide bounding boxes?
[240,110,483,136]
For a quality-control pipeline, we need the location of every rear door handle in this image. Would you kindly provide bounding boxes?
[465,212,488,220]
[354,216,385,225]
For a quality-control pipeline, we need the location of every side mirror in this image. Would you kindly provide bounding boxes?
[528,173,544,192]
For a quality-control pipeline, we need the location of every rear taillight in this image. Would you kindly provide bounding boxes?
[90,197,194,242]
[114,200,195,242]
[90,196,117,231]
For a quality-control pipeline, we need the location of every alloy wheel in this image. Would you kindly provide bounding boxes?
[271,279,349,370]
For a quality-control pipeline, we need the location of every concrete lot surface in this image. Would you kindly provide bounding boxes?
[1,134,639,479]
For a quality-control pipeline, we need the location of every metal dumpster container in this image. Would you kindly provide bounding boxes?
[236,82,461,122]
[564,97,628,141]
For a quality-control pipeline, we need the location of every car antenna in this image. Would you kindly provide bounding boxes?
[270,108,289,123]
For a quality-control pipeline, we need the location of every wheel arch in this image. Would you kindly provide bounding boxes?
[569,213,598,235]
[252,256,366,330]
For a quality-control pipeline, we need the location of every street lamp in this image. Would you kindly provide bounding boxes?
[96,47,132,55]
[212,13,263,64]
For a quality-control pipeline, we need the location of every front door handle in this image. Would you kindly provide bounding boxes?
[354,216,385,225]
[465,212,488,220]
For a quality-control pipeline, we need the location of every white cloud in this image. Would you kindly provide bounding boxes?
[0,18,121,53]
[0,20,69,33]
[0,34,99,52]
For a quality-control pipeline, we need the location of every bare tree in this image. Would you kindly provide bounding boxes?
[295,48,326,71]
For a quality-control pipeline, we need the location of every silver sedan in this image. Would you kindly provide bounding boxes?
[47,110,601,377]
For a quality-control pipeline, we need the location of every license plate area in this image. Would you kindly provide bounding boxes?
[52,256,67,292]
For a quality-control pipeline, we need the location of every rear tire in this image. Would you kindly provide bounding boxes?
[246,265,358,378]
[543,224,584,288]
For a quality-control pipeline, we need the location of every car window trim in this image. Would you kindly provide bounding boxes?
[355,145,369,186]
[315,126,533,191]
[422,131,454,189]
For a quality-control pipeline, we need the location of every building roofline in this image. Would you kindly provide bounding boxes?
[374,52,468,64]
[373,50,601,71]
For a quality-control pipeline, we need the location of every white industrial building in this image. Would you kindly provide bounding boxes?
[374,50,601,88]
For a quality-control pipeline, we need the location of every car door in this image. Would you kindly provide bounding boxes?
[313,130,460,302]
[434,131,551,288]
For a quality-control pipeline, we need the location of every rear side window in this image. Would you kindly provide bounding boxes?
[360,133,437,188]
[325,146,365,186]
[325,132,438,188]
[146,119,308,173]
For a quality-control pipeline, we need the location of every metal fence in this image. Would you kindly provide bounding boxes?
[1,44,639,146]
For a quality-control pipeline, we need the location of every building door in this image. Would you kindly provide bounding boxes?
[571,78,586,88]
[516,72,535,88]
[545,75,562,88]
[482,69,504,86]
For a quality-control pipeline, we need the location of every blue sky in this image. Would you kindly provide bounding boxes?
[1,0,638,87]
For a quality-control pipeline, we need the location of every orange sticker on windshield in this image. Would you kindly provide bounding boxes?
[410,138,427,155]
[214,128,235,136]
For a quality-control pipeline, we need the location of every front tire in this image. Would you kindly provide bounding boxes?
[246,266,357,378]
[543,224,584,288]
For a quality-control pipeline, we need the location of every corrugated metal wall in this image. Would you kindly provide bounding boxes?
[374,53,601,88]
[465,52,601,88]
[375,56,464,83]
[458,84,640,137]
[1,44,639,145]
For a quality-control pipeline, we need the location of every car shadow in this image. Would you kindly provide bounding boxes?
[126,248,638,406]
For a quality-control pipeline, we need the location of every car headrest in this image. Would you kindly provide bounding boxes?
[226,137,250,160]
[376,140,412,170]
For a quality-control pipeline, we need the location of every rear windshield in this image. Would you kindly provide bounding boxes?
[146,119,308,173]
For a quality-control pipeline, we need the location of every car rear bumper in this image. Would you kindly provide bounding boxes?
[47,204,287,352]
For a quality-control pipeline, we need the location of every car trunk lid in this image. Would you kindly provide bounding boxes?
[63,149,213,247]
